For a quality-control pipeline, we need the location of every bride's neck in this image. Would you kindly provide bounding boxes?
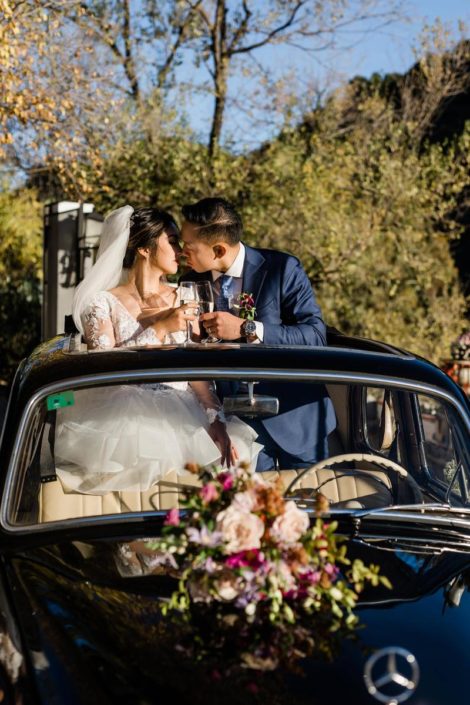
[127,262,164,299]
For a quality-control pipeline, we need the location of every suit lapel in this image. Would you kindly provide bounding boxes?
[242,244,267,303]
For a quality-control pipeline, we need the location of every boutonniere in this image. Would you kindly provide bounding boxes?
[237,292,256,320]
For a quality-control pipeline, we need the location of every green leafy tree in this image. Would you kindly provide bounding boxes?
[239,92,469,362]
[0,186,42,383]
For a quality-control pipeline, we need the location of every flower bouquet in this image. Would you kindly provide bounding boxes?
[146,463,390,673]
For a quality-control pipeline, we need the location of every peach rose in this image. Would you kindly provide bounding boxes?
[270,501,309,544]
[232,490,258,513]
[216,505,265,554]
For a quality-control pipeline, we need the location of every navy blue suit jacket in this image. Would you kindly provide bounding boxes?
[181,244,336,461]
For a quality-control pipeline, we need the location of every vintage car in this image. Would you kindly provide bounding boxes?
[0,330,469,704]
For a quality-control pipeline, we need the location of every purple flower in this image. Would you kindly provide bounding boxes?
[186,526,223,547]
[200,556,218,573]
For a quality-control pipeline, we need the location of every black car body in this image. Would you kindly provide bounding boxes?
[0,330,469,704]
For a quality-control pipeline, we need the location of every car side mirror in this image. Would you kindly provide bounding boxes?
[223,381,279,418]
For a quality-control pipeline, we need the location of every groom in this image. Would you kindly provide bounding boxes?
[179,197,335,470]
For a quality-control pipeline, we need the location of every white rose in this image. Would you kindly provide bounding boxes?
[216,505,265,553]
[275,559,296,591]
[214,572,242,601]
[270,501,309,544]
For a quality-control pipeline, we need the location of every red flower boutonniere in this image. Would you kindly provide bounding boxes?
[237,292,256,320]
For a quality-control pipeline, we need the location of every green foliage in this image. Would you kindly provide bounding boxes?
[0,186,42,382]
[238,94,469,362]
[88,122,250,216]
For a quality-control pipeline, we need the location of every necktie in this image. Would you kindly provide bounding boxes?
[214,274,233,312]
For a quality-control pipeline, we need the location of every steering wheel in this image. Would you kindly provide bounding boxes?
[284,452,420,502]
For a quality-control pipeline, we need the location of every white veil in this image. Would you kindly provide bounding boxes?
[72,205,134,334]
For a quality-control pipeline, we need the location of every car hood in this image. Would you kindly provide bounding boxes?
[6,536,470,705]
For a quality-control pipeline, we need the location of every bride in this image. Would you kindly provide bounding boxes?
[54,205,262,495]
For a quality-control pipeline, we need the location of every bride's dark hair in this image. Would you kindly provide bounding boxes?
[123,207,178,268]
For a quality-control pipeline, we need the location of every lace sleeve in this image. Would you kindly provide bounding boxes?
[134,328,161,346]
[189,381,226,424]
[83,294,116,350]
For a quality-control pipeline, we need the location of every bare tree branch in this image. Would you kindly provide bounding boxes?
[233,1,308,55]
[157,1,203,87]
[227,0,252,54]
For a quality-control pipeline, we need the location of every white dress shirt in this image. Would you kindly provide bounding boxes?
[211,243,264,341]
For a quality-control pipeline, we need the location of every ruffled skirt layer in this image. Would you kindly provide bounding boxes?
[54,385,262,494]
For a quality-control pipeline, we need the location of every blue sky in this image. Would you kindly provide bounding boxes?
[340,0,470,77]
[179,0,470,150]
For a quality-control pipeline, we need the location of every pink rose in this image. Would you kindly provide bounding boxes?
[270,501,309,544]
[225,549,265,569]
[216,505,264,554]
[222,476,234,491]
[200,482,219,504]
[217,472,234,491]
[164,508,180,526]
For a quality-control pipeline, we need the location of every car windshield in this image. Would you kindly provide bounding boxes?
[3,376,470,529]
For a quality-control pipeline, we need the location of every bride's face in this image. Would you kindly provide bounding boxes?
[151,227,181,275]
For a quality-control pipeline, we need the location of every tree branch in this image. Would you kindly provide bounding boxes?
[157,1,203,88]
[232,0,307,55]
[228,0,252,54]
[122,0,140,101]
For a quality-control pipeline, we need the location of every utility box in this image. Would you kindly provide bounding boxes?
[42,202,103,339]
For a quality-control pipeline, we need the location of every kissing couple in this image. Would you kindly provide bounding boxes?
[55,198,335,495]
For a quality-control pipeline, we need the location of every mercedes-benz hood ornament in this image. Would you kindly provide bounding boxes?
[364,646,420,704]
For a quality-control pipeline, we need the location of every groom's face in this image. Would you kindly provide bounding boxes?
[181,221,220,273]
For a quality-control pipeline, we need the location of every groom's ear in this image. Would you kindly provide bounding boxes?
[212,243,227,260]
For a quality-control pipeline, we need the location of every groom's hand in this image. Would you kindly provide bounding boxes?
[200,312,243,340]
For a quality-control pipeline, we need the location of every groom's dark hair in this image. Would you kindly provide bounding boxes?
[182,197,242,245]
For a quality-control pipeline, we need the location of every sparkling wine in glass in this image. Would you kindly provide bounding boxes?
[196,281,219,343]
[179,281,199,343]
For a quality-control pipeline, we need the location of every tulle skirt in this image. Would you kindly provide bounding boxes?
[54,384,263,495]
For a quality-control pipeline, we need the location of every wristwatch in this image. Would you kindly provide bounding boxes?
[241,319,257,339]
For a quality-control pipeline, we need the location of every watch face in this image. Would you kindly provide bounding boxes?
[244,321,256,335]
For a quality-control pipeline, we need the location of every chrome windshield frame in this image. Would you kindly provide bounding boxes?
[2,367,470,535]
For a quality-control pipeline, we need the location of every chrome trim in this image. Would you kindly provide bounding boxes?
[2,367,470,535]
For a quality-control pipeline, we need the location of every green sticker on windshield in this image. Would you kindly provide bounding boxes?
[46,391,75,410]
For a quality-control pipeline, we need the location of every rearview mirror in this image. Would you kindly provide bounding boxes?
[223,381,279,418]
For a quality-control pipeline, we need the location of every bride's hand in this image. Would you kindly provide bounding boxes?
[151,304,197,337]
[208,420,239,467]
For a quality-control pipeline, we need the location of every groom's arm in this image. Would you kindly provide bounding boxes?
[261,257,326,347]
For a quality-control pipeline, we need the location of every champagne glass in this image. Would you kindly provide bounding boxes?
[179,281,199,344]
[196,280,219,343]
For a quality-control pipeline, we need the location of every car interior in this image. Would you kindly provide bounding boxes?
[7,379,467,526]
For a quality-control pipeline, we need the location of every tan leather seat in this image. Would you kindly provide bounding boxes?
[260,467,392,509]
[38,464,391,522]
[38,470,202,523]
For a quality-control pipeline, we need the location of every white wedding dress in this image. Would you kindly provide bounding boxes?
[55,289,262,495]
